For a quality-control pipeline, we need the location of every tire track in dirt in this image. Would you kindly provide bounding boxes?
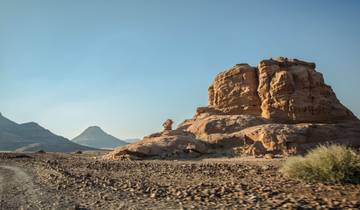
[0,165,43,209]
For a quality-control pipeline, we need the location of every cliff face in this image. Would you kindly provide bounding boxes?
[208,64,261,116]
[104,57,360,160]
[208,57,356,123]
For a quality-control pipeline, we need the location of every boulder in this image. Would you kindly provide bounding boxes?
[162,119,173,131]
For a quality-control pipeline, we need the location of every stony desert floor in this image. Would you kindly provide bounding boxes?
[0,152,359,210]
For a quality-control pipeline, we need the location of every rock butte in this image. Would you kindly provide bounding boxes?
[104,57,360,160]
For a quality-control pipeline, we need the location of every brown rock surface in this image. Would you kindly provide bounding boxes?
[181,114,269,145]
[176,114,360,157]
[257,57,356,123]
[105,57,359,160]
[209,57,356,123]
[208,64,261,115]
[238,121,360,156]
[162,119,173,131]
[103,130,209,160]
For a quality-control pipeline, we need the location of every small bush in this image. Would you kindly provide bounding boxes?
[280,144,360,184]
[36,150,46,154]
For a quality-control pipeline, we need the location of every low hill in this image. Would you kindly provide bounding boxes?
[72,126,128,149]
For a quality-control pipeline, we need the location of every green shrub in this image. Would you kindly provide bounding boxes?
[280,144,360,184]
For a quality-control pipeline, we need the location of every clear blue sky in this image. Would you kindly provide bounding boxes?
[0,0,359,139]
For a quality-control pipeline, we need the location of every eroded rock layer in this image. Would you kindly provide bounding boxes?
[208,64,261,115]
[209,57,356,123]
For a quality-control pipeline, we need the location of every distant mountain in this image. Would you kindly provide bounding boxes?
[0,113,96,152]
[124,138,141,143]
[72,126,128,149]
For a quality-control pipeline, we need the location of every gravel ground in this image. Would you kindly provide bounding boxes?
[0,152,359,210]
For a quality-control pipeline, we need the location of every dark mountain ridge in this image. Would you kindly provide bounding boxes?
[0,113,96,152]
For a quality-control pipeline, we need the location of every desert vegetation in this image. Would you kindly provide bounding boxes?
[280,144,360,184]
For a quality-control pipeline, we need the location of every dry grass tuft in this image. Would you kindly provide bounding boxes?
[280,144,360,183]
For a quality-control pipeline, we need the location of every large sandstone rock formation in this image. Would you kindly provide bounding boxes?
[105,57,359,160]
[209,57,356,123]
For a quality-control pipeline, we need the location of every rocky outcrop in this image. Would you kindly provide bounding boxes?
[177,115,360,157]
[180,114,269,145]
[257,57,355,123]
[103,130,209,160]
[238,121,360,156]
[208,57,356,123]
[105,57,359,160]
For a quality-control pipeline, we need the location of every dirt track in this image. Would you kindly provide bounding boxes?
[0,157,79,210]
[0,153,360,210]
[0,165,43,209]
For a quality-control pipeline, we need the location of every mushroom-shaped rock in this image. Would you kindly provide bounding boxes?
[162,119,173,131]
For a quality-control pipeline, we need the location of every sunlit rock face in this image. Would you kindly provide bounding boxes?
[256,57,356,123]
[208,57,356,123]
[208,64,261,116]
